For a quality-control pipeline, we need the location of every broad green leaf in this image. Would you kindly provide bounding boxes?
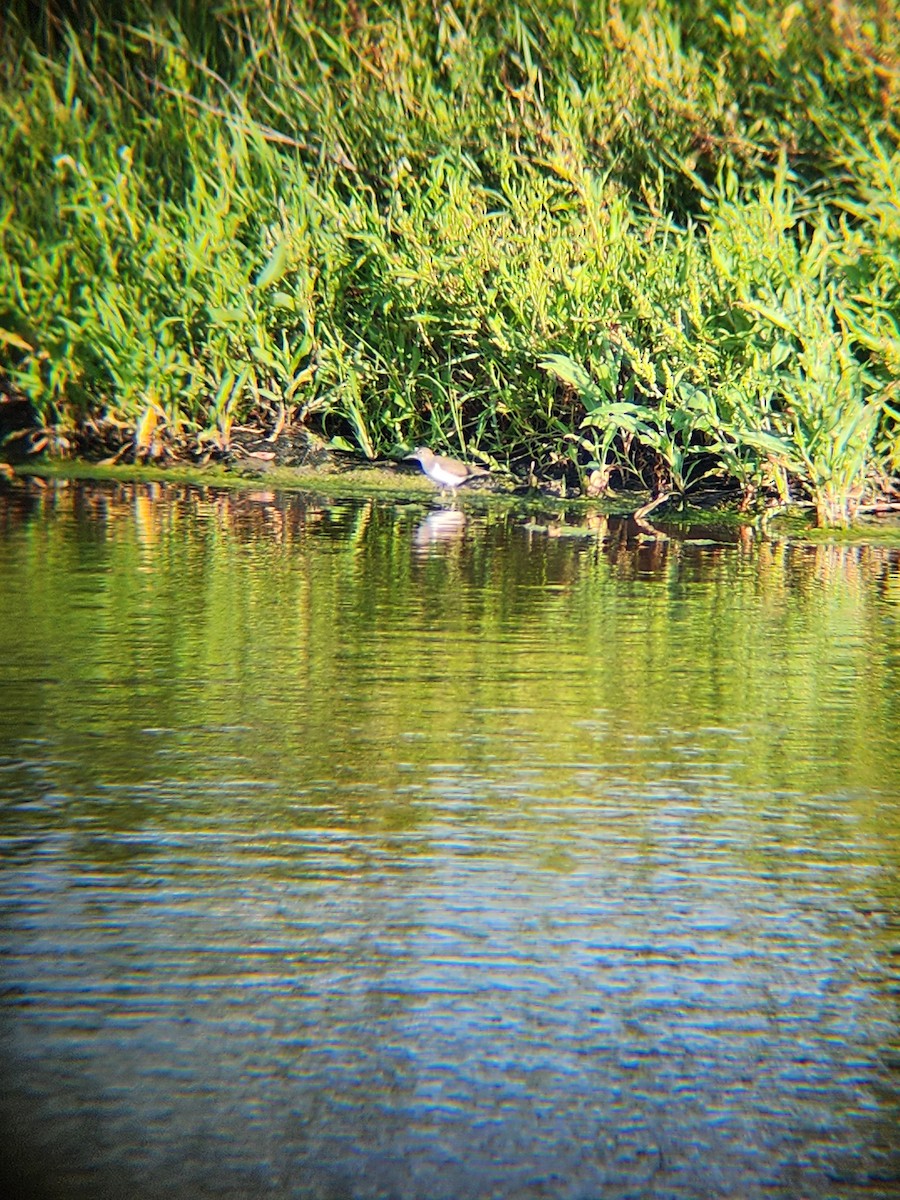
[738,430,801,464]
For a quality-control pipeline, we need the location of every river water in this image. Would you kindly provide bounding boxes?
[1,479,898,1199]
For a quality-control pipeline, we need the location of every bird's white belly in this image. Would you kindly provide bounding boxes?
[429,463,465,487]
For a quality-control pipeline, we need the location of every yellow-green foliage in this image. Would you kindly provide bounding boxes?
[0,1,897,524]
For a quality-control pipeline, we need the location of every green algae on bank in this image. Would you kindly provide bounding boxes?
[1,456,628,513]
[7,457,424,497]
[765,512,900,547]
[5,457,900,547]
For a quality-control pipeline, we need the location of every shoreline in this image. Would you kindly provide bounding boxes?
[4,457,900,548]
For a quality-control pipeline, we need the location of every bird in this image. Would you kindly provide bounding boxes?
[404,447,490,495]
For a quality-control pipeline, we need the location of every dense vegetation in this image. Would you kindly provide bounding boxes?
[1,0,898,525]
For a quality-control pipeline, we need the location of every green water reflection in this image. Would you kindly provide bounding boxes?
[2,481,898,819]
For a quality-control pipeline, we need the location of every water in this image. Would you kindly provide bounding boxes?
[1,479,898,1199]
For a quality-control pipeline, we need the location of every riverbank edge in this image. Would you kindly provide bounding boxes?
[5,457,900,549]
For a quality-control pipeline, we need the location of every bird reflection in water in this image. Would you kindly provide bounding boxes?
[413,507,467,550]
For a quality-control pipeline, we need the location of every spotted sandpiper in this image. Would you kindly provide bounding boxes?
[404,447,490,494]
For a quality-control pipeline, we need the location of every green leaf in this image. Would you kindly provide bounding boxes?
[254,241,290,290]
[0,328,33,351]
[540,353,592,389]
[741,302,798,336]
[738,429,801,464]
[208,307,247,324]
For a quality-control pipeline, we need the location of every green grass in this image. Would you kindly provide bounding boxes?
[1,0,898,525]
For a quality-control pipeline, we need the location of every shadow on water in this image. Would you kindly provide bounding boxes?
[0,480,899,1199]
